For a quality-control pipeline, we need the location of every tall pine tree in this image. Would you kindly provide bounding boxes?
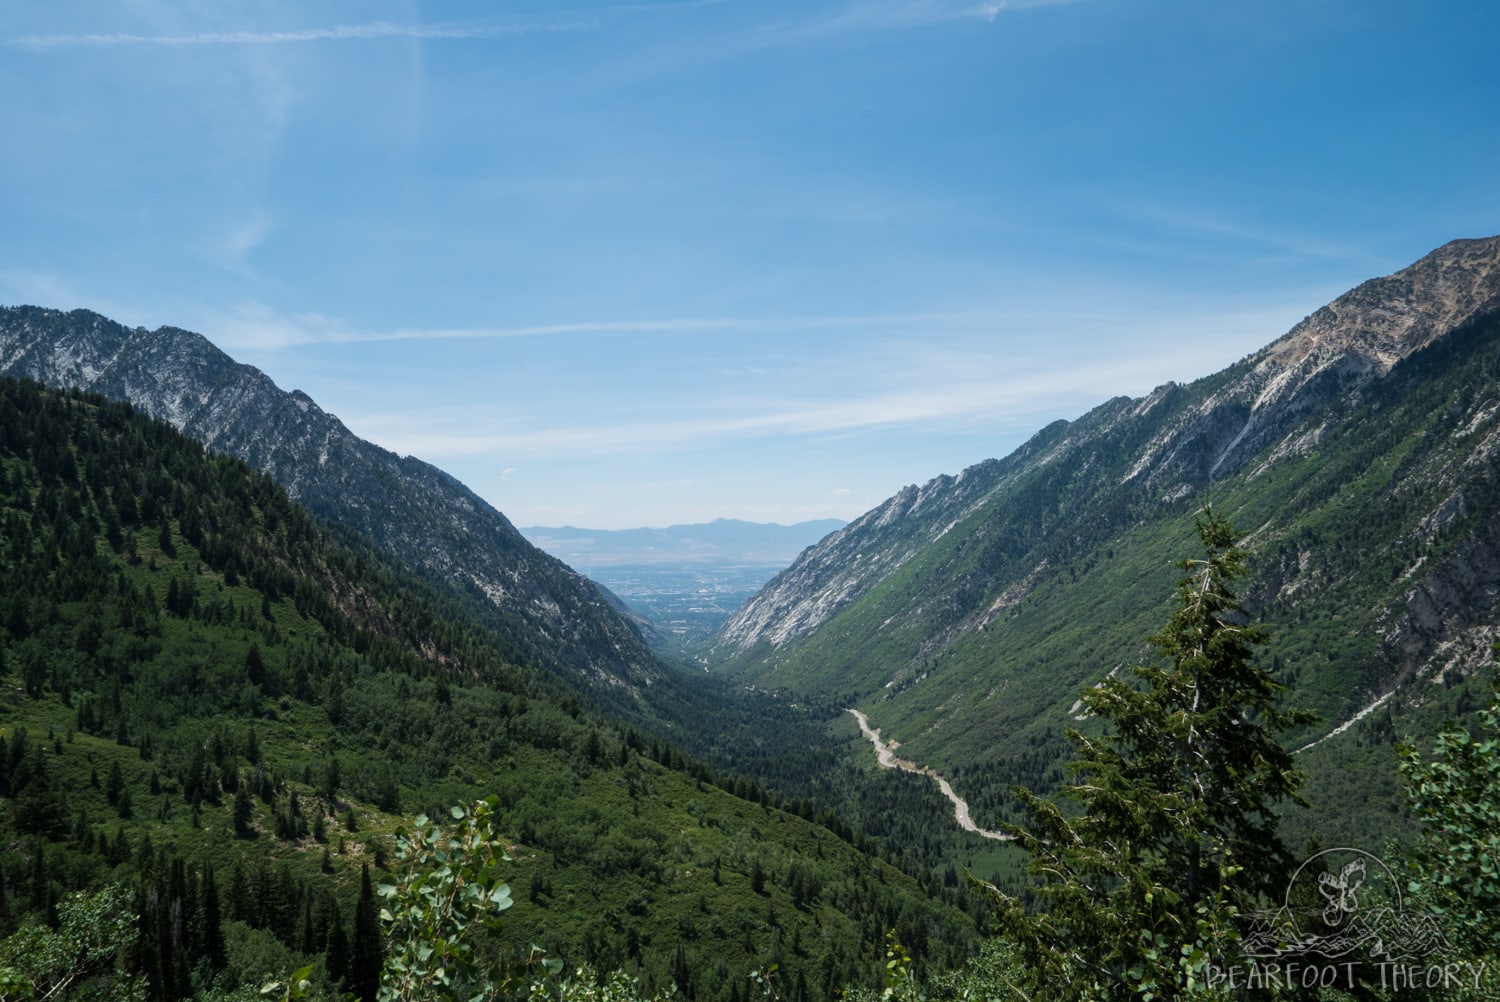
[995,507,1314,999]
[350,862,383,1002]
[325,904,351,992]
[198,862,226,974]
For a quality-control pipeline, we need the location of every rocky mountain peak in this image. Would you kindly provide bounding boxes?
[1120,236,1500,488]
[1261,235,1500,386]
[706,237,1500,849]
[0,305,659,692]
[714,236,1500,667]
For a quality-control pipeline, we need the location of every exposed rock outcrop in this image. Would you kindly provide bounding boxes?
[0,306,660,692]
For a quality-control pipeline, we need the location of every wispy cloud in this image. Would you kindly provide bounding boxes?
[752,0,1083,43]
[8,18,591,50]
[208,308,742,351]
[1090,197,1379,265]
[975,0,1084,22]
[5,0,733,52]
[209,212,274,278]
[336,303,1300,463]
[202,301,1027,351]
[336,358,1141,460]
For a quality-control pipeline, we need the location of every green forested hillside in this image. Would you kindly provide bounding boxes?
[0,379,981,1002]
[0,305,665,702]
[707,303,1500,853]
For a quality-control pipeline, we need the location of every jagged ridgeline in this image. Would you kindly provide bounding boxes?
[709,236,1500,849]
[0,380,981,1001]
[0,304,662,703]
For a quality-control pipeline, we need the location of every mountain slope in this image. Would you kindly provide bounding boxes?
[0,379,983,1001]
[0,307,659,693]
[709,236,1500,841]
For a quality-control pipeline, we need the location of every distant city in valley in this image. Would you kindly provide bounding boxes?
[521,518,844,650]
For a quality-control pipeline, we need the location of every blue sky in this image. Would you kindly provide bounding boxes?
[4,1,1499,529]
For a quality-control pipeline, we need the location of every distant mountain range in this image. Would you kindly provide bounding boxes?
[522,518,845,568]
[0,306,661,695]
[522,519,844,651]
[709,235,1500,845]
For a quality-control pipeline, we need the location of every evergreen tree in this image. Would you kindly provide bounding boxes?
[321,755,341,802]
[374,766,400,814]
[671,943,693,995]
[270,865,299,943]
[116,784,133,820]
[198,862,226,973]
[995,507,1314,999]
[27,840,50,914]
[297,898,316,955]
[226,863,252,925]
[105,761,125,806]
[350,863,382,1002]
[15,773,68,838]
[325,905,350,991]
[245,644,265,686]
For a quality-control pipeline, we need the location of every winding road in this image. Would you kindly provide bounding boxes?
[847,709,1011,842]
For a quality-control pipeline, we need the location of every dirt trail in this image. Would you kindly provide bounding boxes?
[847,709,1011,842]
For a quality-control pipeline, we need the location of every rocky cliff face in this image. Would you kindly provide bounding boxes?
[714,463,1008,652]
[0,307,659,692]
[1125,235,1500,492]
[711,237,1500,765]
